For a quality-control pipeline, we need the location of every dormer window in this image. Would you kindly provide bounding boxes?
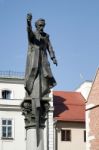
[2,90,11,99]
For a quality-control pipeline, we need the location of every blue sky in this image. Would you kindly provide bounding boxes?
[0,0,99,90]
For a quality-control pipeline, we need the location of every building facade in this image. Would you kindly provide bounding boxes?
[0,74,54,150]
[0,73,87,150]
[0,76,26,150]
[77,69,99,150]
[53,91,86,150]
[76,81,92,100]
[86,69,99,150]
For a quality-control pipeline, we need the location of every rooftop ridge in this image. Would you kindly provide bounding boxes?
[0,71,25,79]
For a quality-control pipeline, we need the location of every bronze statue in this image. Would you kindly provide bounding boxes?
[22,13,57,146]
[25,13,57,108]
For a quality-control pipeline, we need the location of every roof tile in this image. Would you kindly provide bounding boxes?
[53,91,85,122]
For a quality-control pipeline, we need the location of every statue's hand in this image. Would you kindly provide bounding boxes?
[27,13,32,22]
[52,58,58,66]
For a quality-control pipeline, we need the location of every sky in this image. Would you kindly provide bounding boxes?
[0,0,99,91]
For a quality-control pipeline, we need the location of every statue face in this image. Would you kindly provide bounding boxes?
[36,21,45,33]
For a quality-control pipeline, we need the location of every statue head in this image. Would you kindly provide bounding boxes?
[35,19,46,33]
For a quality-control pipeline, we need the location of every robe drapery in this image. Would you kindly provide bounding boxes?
[24,30,57,107]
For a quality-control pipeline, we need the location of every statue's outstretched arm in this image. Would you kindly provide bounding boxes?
[27,13,34,43]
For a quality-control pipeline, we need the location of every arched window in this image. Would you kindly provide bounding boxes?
[2,90,11,99]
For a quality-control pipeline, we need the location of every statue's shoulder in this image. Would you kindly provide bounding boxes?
[43,32,49,39]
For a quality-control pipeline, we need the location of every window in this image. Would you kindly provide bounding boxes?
[2,119,12,139]
[84,130,86,142]
[61,129,71,141]
[2,90,11,99]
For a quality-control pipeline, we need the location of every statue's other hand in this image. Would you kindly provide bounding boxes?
[27,13,32,21]
[53,58,58,66]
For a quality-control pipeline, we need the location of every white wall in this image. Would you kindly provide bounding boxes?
[0,78,53,150]
[0,78,26,150]
[0,82,25,99]
[76,81,92,100]
[0,110,26,150]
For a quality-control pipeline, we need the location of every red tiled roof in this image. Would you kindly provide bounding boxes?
[53,91,85,122]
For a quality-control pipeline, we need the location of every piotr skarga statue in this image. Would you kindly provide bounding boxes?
[25,13,57,98]
[22,13,57,146]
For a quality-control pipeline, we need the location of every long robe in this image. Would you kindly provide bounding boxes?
[24,30,57,107]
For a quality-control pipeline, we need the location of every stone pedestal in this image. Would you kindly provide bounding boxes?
[37,129,44,150]
[26,128,44,150]
[26,128,37,150]
[21,97,50,150]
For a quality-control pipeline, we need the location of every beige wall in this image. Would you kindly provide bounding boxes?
[55,122,86,150]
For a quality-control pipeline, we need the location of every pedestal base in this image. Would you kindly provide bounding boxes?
[21,97,50,150]
[37,129,44,150]
[26,128,44,150]
[26,128,37,150]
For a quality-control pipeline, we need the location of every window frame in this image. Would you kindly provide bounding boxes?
[84,130,86,142]
[1,118,14,140]
[2,90,12,100]
[61,129,71,142]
